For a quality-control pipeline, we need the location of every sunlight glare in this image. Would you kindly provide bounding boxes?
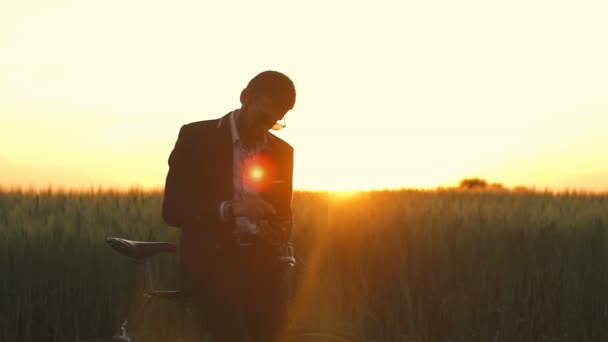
[250,165,265,182]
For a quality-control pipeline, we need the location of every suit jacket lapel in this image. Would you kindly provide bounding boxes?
[265,134,286,178]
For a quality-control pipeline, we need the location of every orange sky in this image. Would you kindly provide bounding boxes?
[1,0,607,192]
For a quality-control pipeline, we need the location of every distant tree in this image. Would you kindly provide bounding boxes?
[459,178,488,190]
[489,182,506,191]
[512,185,534,193]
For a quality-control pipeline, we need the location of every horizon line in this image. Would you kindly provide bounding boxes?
[1,184,606,196]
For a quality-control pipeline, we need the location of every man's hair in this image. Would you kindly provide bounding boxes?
[246,71,296,112]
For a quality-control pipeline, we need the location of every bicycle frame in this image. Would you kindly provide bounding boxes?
[113,258,164,342]
[107,237,297,342]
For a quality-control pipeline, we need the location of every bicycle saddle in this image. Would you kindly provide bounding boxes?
[106,237,176,260]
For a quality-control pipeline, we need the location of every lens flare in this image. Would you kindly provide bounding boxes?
[242,153,277,192]
[250,165,265,182]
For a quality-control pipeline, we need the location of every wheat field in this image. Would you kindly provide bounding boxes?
[1,188,608,341]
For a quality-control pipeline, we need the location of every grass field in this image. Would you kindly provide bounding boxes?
[1,188,608,341]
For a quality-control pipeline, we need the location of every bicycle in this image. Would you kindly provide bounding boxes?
[79,236,362,342]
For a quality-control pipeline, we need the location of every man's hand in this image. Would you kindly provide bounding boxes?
[230,197,277,220]
[258,217,292,245]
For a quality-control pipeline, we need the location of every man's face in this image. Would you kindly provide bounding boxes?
[241,94,286,141]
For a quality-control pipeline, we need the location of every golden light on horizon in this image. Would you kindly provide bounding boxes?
[1,0,608,192]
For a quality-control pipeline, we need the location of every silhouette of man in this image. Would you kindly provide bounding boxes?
[162,71,296,341]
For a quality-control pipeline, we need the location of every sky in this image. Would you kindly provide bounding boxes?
[1,0,607,192]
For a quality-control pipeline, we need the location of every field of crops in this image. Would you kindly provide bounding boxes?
[1,188,608,341]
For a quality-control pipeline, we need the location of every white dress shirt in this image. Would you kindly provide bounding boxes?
[218,109,270,244]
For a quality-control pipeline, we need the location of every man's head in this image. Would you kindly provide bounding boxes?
[238,71,296,142]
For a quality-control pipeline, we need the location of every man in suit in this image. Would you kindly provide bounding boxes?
[162,71,296,341]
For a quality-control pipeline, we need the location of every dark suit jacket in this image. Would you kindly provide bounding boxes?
[162,112,294,280]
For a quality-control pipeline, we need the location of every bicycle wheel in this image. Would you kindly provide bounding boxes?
[285,328,362,342]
